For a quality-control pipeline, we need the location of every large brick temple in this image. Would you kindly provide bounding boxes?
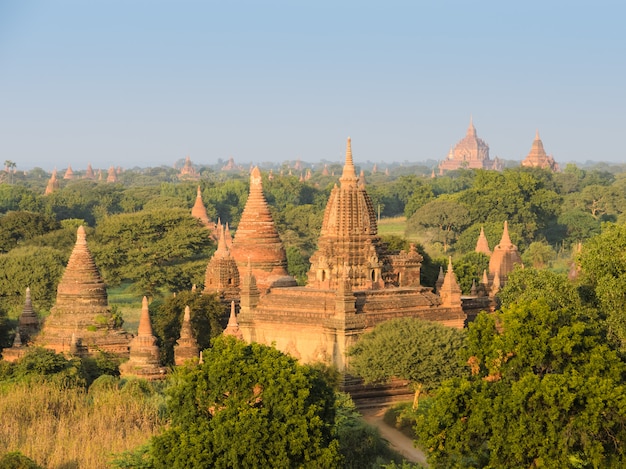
[214,139,468,371]
[439,118,502,173]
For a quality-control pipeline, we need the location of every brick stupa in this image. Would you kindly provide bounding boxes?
[230,167,296,291]
[488,221,523,288]
[475,226,492,256]
[106,166,117,183]
[120,297,166,380]
[44,169,59,196]
[521,131,559,171]
[174,306,200,365]
[1,288,40,362]
[63,165,75,180]
[223,301,243,340]
[440,257,462,307]
[36,226,131,356]
[85,163,95,180]
[191,186,213,231]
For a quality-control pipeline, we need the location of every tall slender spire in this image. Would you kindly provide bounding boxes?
[499,221,512,248]
[223,301,243,340]
[339,137,358,187]
[440,257,462,307]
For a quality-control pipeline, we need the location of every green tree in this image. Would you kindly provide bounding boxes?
[452,252,490,294]
[0,211,59,253]
[150,336,341,468]
[0,451,43,469]
[0,246,66,316]
[403,185,434,219]
[149,291,224,365]
[578,223,626,348]
[521,241,557,269]
[406,199,471,252]
[419,270,626,468]
[92,208,214,295]
[349,318,466,407]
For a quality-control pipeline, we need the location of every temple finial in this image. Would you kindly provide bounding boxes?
[340,137,358,186]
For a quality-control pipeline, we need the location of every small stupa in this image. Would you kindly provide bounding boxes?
[488,221,523,288]
[120,297,166,380]
[63,165,75,180]
[44,169,60,195]
[475,227,491,256]
[191,186,212,229]
[84,163,95,180]
[18,287,39,343]
[174,306,200,365]
[223,301,243,340]
[35,226,131,356]
[106,166,117,183]
[439,257,462,308]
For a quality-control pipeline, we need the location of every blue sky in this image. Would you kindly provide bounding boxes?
[1,1,624,170]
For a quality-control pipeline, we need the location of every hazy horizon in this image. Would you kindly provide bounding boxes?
[1,1,624,171]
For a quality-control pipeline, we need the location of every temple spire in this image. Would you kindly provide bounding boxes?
[137,296,154,337]
[500,221,512,248]
[339,137,358,187]
[475,226,491,256]
[467,116,476,136]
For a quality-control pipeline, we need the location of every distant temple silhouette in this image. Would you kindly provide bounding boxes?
[439,118,502,173]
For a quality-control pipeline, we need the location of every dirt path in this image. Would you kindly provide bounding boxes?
[360,407,429,467]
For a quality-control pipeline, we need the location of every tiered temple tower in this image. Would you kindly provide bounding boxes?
[439,118,501,173]
[307,138,390,290]
[238,139,466,371]
[488,221,523,288]
[230,167,296,292]
[120,297,165,380]
[35,226,131,356]
[203,223,240,308]
[179,156,200,180]
[174,306,200,365]
[521,131,559,171]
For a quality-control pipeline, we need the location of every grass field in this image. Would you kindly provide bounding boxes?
[108,283,144,333]
[377,216,407,237]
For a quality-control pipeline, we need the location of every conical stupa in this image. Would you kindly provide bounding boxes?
[44,169,59,195]
[475,226,491,256]
[230,167,296,291]
[120,297,165,379]
[191,186,212,229]
[174,306,200,365]
[36,226,131,356]
[223,301,243,340]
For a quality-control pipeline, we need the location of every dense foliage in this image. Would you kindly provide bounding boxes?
[349,318,467,394]
[149,290,224,365]
[151,336,342,468]
[418,269,626,468]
